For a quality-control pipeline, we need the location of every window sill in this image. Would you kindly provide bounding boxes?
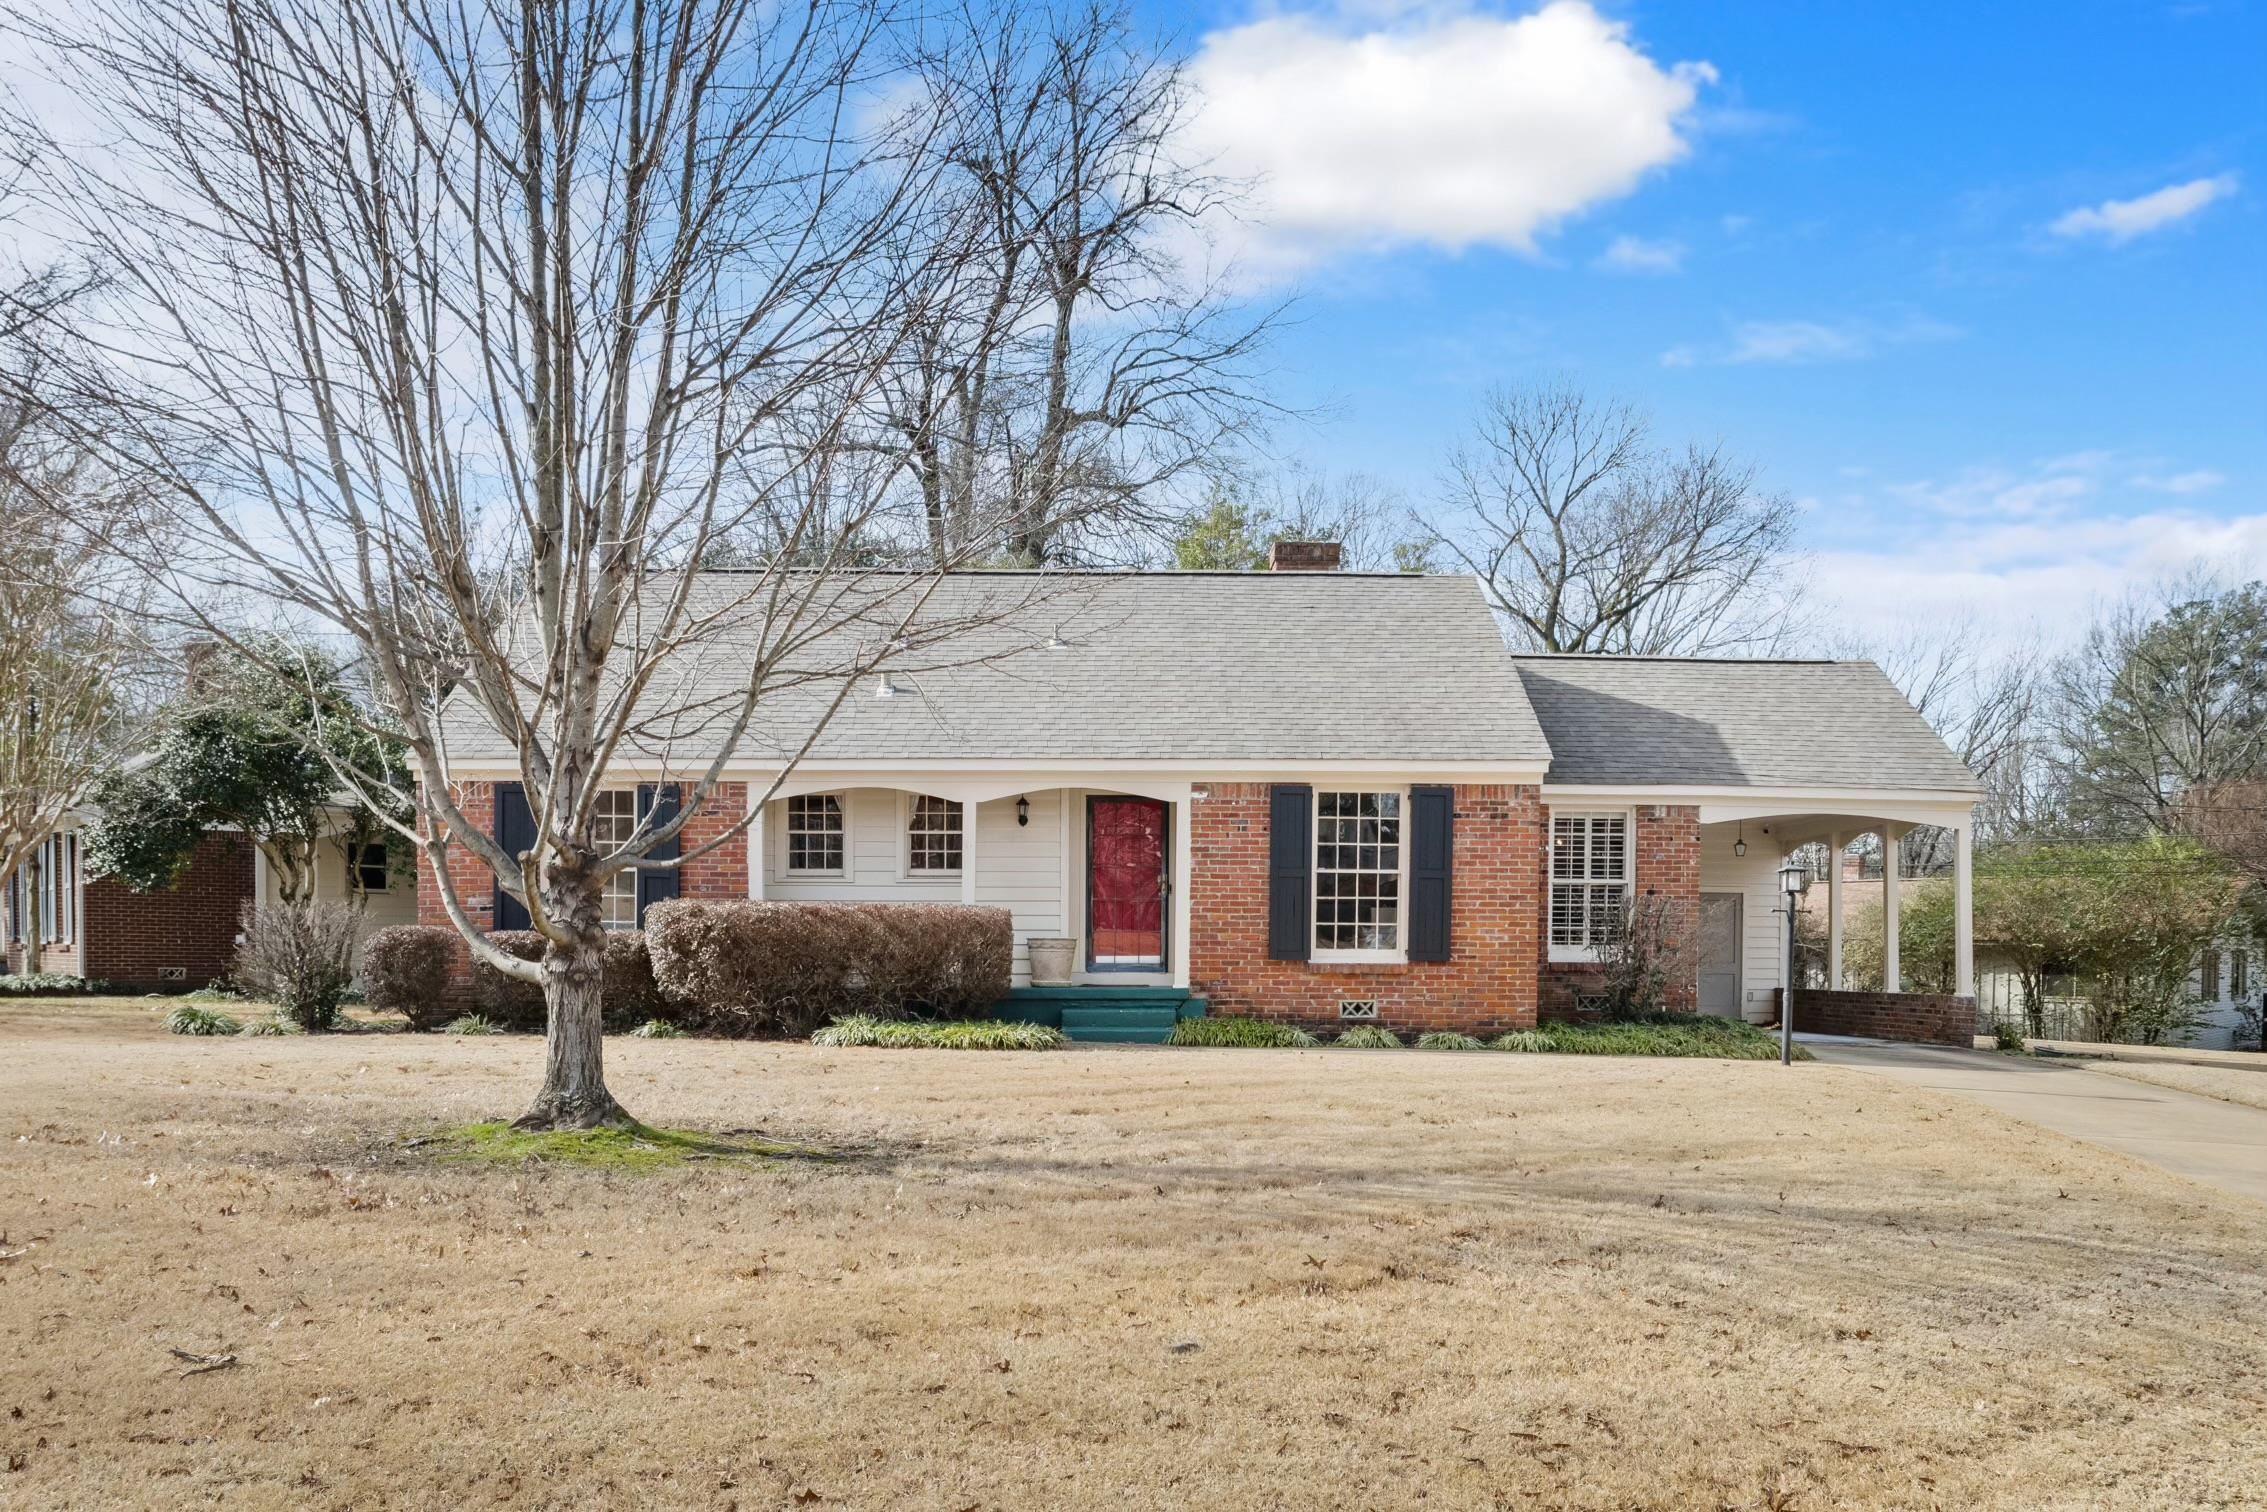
[1548,945,1605,965]
[1312,951,1409,968]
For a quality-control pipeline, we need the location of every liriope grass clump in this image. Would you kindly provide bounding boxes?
[628,1019,688,1039]
[1491,1017,1806,1060]
[1334,1025,1403,1049]
[1415,1030,1486,1051]
[812,1015,1065,1050]
[443,1015,501,1036]
[1167,1016,1318,1048]
[167,1004,242,1036]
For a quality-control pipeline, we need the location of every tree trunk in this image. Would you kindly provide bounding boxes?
[515,926,630,1130]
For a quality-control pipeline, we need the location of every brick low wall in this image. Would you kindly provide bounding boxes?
[1791,988,1976,1047]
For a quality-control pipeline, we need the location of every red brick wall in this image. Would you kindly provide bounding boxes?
[1187,783,1545,1036]
[79,833,256,991]
[1539,805,1701,1019]
[415,780,750,1001]
[1792,988,1975,1047]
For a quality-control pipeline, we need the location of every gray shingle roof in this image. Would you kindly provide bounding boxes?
[1512,656,1979,792]
[439,571,1553,767]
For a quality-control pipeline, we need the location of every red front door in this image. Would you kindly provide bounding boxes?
[1088,797,1168,968]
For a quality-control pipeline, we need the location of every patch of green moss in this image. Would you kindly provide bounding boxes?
[421,1121,801,1170]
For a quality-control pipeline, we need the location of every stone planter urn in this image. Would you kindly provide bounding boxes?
[1027,937,1077,987]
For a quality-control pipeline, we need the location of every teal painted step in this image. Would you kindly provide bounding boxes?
[996,987,1208,1043]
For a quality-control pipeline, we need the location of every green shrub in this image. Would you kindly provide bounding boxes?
[1992,1022,2027,1053]
[645,901,1015,1036]
[470,931,673,1032]
[1415,1030,1486,1051]
[628,1019,686,1039]
[1335,1025,1403,1049]
[180,985,247,1003]
[167,1004,242,1036]
[811,1014,1064,1050]
[1490,1016,1805,1060]
[362,925,460,1030]
[0,972,111,996]
[443,1014,500,1036]
[1166,1016,1319,1048]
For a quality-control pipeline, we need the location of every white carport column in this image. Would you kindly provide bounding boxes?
[1882,826,1903,995]
[1826,832,1845,990]
[1954,820,1975,997]
[748,795,765,900]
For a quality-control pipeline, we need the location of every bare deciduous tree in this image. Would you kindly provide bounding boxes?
[10,0,1062,1127]
[884,0,1278,566]
[0,365,151,967]
[1428,382,1803,655]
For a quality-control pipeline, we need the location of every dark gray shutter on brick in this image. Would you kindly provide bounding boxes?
[1408,785,1454,963]
[493,783,534,931]
[1267,784,1312,961]
[636,783,682,924]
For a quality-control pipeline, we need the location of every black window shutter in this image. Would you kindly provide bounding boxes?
[1268,784,1313,962]
[1408,785,1454,963]
[636,783,683,925]
[492,782,534,931]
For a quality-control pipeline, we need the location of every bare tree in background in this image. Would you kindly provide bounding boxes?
[0,361,154,965]
[883,0,1278,566]
[10,0,1062,1127]
[1844,618,2048,870]
[1429,383,1803,654]
[1170,465,1426,572]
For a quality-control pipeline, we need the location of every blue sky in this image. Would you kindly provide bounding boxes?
[1151,0,2265,644]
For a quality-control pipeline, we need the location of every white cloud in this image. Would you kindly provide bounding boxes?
[1594,234,1684,274]
[2050,174,2239,244]
[1185,1,1714,278]
[2131,468,2226,495]
[1812,511,2267,654]
[1659,313,1961,368]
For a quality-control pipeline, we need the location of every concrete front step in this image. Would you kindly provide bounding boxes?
[997,987,1206,1042]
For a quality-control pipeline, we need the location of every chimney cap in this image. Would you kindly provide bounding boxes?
[1269,540,1343,572]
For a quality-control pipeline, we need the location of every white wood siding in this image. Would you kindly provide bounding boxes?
[1698,826,1789,1019]
[762,787,1066,987]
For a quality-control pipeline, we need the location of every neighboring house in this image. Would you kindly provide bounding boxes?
[2,809,412,990]
[422,558,1984,1043]
[1974,931,2261,1051]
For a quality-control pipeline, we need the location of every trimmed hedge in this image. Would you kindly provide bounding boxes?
[361,926,460,1031]
[644,901,1014,1037]
[470,931,673,1032]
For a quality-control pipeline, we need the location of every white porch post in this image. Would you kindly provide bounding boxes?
[961,798,980,906]
[1954,820,1974,997]
[748,798,765,900]
[1172,791,1194,990]
[1882,827,1903,995]
[1826,831,1845,990]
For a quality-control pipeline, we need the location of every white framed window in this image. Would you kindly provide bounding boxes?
[2201,949,2222,1001]
[2234,950,2250,1001]
[1549,812,1630,960]
[903,794,963,876]
[591,790,640,931]
[1313,789,1405,961]
[783,793,846,876]
[349,840,391,894]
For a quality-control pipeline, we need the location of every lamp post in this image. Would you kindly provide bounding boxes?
[1778,857,1808,1067]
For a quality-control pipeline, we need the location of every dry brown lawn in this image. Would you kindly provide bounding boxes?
[3,997,2264,1511]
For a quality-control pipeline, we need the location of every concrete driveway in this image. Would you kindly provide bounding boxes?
[1806,1039,2267,1206]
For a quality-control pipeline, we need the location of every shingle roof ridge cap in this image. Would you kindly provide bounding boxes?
[679,566,1472,580]
[1509,652,1865,666]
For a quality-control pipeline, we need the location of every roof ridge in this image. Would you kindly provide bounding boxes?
[1511,653,1858,665]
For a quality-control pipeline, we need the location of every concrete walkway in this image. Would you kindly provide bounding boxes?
[1806,1039,2267,1206]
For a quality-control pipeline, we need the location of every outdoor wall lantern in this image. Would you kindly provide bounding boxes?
[1016,795,1030,827]
[1733,822,1746,858]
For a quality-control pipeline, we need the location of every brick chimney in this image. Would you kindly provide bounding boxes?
[1268,540,1342,572]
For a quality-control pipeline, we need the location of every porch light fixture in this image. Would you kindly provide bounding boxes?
[1016,794,1030,827]
[1777,858,1807,1067]
[1733,822,1746,858]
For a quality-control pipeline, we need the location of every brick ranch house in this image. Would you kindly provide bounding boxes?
[419,562,1983,1044]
